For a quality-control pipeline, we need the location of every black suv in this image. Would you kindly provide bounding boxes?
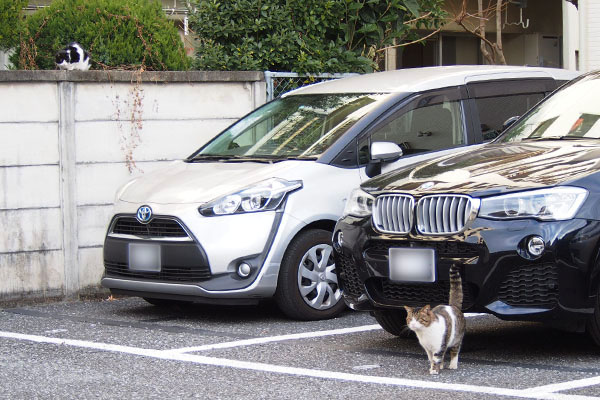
[333,70,600,344]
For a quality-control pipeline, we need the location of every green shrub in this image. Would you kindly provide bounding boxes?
[0,0,27,51]
[10,0,190,70]
[191,0,366,73]
[189,0,445,73]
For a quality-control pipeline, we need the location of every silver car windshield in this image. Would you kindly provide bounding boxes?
[499,73,600,143]
[192,93,389,160]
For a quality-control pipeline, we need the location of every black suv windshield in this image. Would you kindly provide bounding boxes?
[498,73,600,143]
[189,93,389,160]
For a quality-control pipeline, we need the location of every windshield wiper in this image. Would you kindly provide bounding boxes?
[280,156,319,161]
[521,136,599,141]
[188,154,319,163]
[189,154,282,163]
[218,155,319,163]
[188,154,242,161]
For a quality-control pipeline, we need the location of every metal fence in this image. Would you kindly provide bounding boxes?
[264,71,358,101]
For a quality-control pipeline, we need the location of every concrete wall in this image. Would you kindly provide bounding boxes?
[0,70,266,301]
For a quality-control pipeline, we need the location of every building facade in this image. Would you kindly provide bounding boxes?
[390,0,578,71]
[1,1,597,72]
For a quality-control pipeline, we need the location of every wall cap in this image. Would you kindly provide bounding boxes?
[0,70,265,83]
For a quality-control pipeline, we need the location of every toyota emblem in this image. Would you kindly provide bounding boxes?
[136,205,152,224]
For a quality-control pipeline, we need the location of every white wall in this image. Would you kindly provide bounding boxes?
[562,1,579,71]
[0,70,266,301]
[0,51,11,70]
[563,1,600,73]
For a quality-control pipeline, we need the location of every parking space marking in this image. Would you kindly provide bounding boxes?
[1,330,599,399]
[524,377,600,396]
[168,313,488,354]
[168,324,382,353]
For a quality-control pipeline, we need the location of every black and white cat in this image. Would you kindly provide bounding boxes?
[55,42,90,71]
[404,263,466,375]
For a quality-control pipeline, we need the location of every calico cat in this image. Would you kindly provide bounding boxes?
[404,263,466,375]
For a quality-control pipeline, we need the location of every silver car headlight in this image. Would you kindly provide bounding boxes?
[342,188,374,218]
[198,178,302,216]
[479,187,588,221]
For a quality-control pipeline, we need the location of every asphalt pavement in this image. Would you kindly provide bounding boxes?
[1,297,599,399]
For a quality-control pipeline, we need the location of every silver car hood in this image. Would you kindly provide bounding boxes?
[118,160,308,204]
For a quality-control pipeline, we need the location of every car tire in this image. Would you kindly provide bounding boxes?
[275,229,345,321]
[371,309,414,338]
[587,290,600,346]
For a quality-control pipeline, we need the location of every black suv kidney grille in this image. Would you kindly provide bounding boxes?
[378,279,476,310]
[365,240,480,259]
[498,264,558,307]
[416,195,477,234]
[336,253,364,298]
[373,194,414,234]
[112,217,189,239]
[104,261,211,282]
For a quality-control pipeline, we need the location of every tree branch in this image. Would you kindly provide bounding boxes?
[376,28,442,52]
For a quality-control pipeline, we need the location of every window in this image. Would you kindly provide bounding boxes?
[358,90,465,164]
[467,79,559,141]
[499,75,600,142]
[195,93,389,159]
[475,93,544,140]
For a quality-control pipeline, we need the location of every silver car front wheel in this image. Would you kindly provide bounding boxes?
[297,243,341,310]
[275,229,346,320]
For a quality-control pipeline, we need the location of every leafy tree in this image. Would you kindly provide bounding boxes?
[0,0,27,51]
[189,0,445,73]
[8,0,190,70]
[343,0,445,67]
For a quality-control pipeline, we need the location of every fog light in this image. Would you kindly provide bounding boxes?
[527,236,545,257]
[237,262,252,278]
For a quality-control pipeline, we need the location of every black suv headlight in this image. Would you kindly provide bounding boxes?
[479,186,588,221]
[342,188,374,218]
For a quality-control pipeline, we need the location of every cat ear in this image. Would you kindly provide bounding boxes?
[404,306,413,313]
[423,304,431,312]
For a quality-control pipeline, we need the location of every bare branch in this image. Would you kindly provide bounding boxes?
[376,28,442,52]
[452,0,511,65]
[495,0,507,64]
[404,11,433,25]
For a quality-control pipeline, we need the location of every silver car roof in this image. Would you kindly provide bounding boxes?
[284,65,580,96]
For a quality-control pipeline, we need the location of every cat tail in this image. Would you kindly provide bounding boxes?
[448,263,463,309]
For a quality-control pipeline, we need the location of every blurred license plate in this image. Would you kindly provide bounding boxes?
[129,243,161,272]
[389,248,435,282]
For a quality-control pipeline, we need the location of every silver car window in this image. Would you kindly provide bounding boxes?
[197,93,390,158]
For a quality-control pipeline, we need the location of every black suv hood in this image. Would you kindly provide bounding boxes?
[363,140,600,197]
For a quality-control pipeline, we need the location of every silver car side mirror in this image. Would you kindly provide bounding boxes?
[370,141,403,162]
[502,115,520,132]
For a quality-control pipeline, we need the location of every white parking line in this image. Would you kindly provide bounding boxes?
[1,330,598,399]
[168,324,382,354]
[524,377,600,396]
[169,313,488,354]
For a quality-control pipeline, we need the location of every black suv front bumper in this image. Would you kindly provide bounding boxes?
[333,215,600,322]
